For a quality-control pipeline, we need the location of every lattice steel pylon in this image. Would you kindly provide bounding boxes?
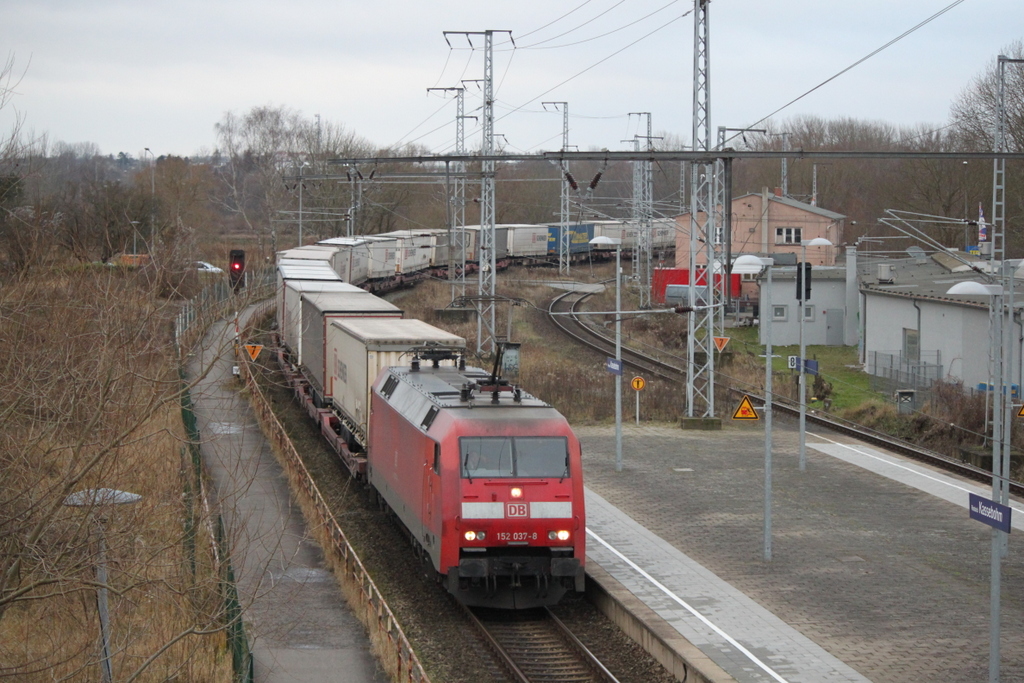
[427,86,470,303]
[544,101,572,275]
[444,30,511,354]
[687,0,719,418]
[628,113,654,308]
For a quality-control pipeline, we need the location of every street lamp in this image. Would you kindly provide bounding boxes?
[798,237,832,470]
[947,277,1010,683]
[144,148,156,258]
[591,236,623,471]
[63,488,142,683]
[734,254,775,561]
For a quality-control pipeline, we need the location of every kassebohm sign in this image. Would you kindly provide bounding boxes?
[969,493,1012,534]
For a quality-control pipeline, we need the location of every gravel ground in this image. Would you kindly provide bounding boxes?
[246,320,674,683]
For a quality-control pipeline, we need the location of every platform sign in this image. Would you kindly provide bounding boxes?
[244,344,263,361]
[631,376,646,391]
[969,493,1011,533]
[713,336,730,352]
[605,358,623,376]
[732,395,759,421]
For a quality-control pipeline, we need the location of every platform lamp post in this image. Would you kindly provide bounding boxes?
[63,488,143,683]
[734,255,775,560]
[798,237,832,471]
[144,148,156,258]
[591,235,623,472]
[946,279,1008,682]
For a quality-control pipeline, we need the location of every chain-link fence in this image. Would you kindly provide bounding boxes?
[868,351,944,411]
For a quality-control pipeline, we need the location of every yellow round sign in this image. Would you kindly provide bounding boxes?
[631,376,646,391]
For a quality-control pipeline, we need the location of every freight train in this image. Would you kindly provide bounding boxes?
[271,231,591,608]
[274,219,676,294]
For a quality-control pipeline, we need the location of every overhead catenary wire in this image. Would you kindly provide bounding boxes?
[731,0,969,148]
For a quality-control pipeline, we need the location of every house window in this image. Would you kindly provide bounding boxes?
[772,305,788,321]
[802,305,815,322]
[775,227,802,244]
[740,273,758,282]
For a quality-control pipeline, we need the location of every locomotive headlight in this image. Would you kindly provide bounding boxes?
[548,530,570,541]
[510,487,523,498]
[464,530,486,541]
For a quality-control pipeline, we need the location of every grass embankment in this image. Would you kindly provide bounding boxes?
[0,267,232,682]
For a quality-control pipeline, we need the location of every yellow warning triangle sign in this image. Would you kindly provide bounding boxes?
[714,336,730,352]
[1017,403,1024,418]
[732,395,759,421]
[244,344,263,362]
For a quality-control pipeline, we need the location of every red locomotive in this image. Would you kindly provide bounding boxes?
[367,350,586,609]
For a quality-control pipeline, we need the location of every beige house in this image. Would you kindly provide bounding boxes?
[675,188,846,300]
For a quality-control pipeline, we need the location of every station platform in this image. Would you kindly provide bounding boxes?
[577,421,1024,683]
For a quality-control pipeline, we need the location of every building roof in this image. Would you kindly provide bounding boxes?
[734,192,847,222]
[858,252,1024,309]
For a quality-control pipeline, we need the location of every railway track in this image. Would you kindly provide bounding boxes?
[546,286,1024,497]
[463,605,620,683]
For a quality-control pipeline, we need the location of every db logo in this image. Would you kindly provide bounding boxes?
[506,503,528,518]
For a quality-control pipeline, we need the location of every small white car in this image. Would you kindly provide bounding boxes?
[195,261,224,274]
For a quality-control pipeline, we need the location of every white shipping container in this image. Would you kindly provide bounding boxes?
[277,245,338,263]
[318,237,373,285]
[300,291,402,401]
[327,318,466,443]
[281,281,364,361]
[276,261,341,316]
[362,236,400,279]
[381,230,433,275]
[459,225,508,260]
[506,225,550,258]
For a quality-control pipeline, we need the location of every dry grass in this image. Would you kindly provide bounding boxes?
[395,266,695,423]
[0,266,232,682]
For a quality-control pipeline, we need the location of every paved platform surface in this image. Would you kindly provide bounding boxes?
[189,318,385,683]
[578,420,1024,683]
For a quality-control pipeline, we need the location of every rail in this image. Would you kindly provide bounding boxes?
[547,287,1024,497]
[461,605,621,683]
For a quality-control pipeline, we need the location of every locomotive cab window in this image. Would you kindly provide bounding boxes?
[460,437,569,479]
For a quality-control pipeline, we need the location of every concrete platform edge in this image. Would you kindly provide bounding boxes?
[585,562,735,683]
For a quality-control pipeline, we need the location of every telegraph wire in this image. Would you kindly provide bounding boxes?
[502,0,598,44]
[494,11,688,127]
[518,0,679,50]
[735,0,969,146]
[515,1,627,49]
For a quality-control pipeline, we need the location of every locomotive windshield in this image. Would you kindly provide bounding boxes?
[460,437,569,479]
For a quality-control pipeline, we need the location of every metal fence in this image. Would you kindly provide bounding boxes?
[868,351,944,411]
[236,303,430,683]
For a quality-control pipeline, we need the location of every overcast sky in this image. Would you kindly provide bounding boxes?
[2,0,1020,158]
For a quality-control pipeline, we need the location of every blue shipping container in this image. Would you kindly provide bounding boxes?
[547,223,595,255]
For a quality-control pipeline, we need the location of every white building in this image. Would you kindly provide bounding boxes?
[858,251,1024,392]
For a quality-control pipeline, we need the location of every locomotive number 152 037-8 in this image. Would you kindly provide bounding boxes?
[496,531,537,541]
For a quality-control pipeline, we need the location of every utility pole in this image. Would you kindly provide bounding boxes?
[430,86,473,302]
[718,126,766,327]
[781,131,790,196]
[987,53,1024,683]
[444,29,512,354]
[688,0,717,418]
[346,167,362,237]
[629,113,655,308]
[544,101,572,275]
